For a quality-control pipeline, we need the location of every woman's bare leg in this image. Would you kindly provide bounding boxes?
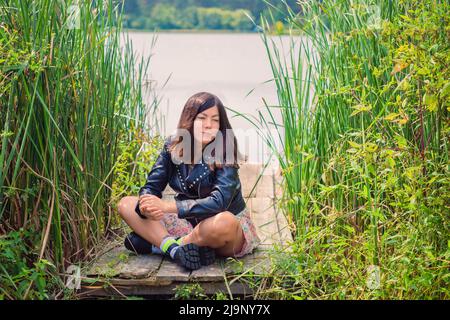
[118,197,245,257]
[181,211,245,257]
[117,196,168,247]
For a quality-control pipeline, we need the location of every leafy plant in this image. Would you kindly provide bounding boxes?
[0,0,156,299]
[173,283,207,300]
[249,0,449,299]
[0,229,56,299]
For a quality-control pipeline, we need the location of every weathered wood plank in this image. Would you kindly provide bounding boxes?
[249,197,274,216]
[239,163,262,198]
[275,209,294,245]
[255,173,275,198]
[223,248,272,276]
[164,185,177,195]
[83,275,170,287]
[79,281,253,298]
[84,246,163,279]
[250,200,281,246]
[190,260,226,282]
[155,257,191,282]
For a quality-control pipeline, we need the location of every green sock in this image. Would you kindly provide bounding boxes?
[176,236,185,246]
[160,236,184,259]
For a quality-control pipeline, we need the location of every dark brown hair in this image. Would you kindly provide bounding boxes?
[168,92,246,170]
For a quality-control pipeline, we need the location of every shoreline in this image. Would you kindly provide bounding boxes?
[123,28,300,36]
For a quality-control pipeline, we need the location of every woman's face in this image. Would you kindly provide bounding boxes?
[193,106,220,148]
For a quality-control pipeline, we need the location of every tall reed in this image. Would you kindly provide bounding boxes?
[0,0,153,270]
[251,0,448,298]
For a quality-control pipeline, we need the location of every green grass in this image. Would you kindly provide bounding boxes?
[246,0,450,299]
[0,0,156,298]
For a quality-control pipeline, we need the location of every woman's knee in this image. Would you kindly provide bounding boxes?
[117,196,138,218]
[209,211,239,240]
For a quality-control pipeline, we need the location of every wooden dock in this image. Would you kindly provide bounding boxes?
[79,163,292,298]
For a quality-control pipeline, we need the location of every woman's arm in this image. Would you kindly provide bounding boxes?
[164,201,178,213]
[135,138,173,219]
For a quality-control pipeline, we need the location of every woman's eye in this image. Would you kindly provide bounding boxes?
[213,119,219,122]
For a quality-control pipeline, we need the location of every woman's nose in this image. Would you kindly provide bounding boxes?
[204,118,212,128]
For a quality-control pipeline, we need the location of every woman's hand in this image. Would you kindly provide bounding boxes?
[139,194,168,220]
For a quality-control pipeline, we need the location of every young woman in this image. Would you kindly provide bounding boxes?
[117,92,261,270]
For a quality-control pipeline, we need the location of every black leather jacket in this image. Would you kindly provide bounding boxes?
[135,136,247,227]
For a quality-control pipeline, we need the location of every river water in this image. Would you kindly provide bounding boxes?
[125,31,303,167]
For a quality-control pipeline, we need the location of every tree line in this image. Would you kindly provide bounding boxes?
[122,0,300,31]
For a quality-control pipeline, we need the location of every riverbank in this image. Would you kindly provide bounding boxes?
[123,28,302,36]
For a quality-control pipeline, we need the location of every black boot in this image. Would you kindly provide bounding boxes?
[124,232,155,255]
[199,246,216,266]
[173,243,216,270]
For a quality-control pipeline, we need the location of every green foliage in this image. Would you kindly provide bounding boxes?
[173,283,207,300]
[212,291,229,300]
[149,3,181,29]
[0,0,152,299]
[173,283,231,300]
[0,229,57,300]
[110,130,163,212]
[125,4,255,31]
[196,7,253,30]
[256,0,449,299]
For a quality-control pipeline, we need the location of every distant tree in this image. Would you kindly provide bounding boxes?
[129,16,148,29]
[220,10,234,29]
[137,0,151,13]
[230,9,254,31]
[197,7,223,29]
[124,0,137,15]
[179,6,199,29]
[150,3,180,29]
